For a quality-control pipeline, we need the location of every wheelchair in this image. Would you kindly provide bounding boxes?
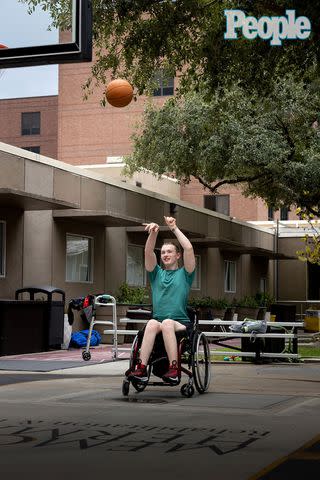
[122,309,211,398]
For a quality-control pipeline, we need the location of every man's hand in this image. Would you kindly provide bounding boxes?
[164,216,177,231]
[143,222,159,234]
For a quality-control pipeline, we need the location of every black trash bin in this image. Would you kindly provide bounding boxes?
[241,303,297,361]
[269,303,297,354]
[15,286,65,350]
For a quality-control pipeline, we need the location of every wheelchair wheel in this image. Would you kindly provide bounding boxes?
[122,380,130,396]
[192,331,211,394]
[129,333,141,370]
[132,379,148,393]
[181,384,195,398]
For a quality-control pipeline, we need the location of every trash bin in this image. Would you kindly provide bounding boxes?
[268,303,297,354]
[15,285,65,350]
[241,304,296,361]
[0,299,48,355]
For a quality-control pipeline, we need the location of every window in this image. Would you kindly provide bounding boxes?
[224,260,236,293]
[204,195,230,216]
[191,255,201,290]
[267,206,274,221]
[260,277,267,294]
[153,72,174,96]
[21,112,40,135]
[23,146,40,154]
[66,234,93,282]
[127,245,146,287]
[0,221,5,277]
[280,207,289,220]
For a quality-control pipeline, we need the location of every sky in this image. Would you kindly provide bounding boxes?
[0,0,59,99]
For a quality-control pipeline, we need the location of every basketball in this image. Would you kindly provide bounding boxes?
[0,43,8,49]
[106,79,133,108]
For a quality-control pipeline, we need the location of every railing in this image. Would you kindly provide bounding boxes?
[103,317,304,362]
[275,300,320,321]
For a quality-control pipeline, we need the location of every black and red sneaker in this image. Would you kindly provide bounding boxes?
[162,360,180,384]
[126,361,148,383]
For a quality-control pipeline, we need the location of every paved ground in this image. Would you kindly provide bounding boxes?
[0,360,319,479]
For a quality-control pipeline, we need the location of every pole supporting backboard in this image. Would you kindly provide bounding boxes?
[0,0,92,68]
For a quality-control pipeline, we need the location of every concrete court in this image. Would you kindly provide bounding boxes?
[0,360,319,480]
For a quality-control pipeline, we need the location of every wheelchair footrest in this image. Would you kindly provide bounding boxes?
[147,381,180,387]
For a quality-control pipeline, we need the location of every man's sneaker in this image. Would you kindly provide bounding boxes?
[162,360,180,384]
[126,361,148,383]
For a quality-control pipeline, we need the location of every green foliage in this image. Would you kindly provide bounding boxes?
[189,296,230,309]
[254,292,275,310]
[236,293,275,308]
[236,295,261,308]
[115,282,149,305]
[296,214,320,265]
[23,0,320,218]
[22,0,320,98]
[125,76,320,213]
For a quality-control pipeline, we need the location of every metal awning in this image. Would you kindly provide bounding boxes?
[0,188,78,210]
[126,226,205,239]
[190,237,295,259]
[53,209,145,227]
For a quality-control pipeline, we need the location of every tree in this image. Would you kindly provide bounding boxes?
[23,0,320,257]
[22,1,320,97]
[296,214,320,266]
[125,75,320,214]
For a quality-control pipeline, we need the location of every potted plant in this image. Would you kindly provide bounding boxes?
[235,295,261,321]
[210,298,230,319]
[188,296,213,320]
[115,282,150,306]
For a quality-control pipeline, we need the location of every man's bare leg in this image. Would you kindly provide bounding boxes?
[161,319,186,364]
[139,319,162,365]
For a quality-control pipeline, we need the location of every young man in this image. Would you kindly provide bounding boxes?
[127,216,196,384]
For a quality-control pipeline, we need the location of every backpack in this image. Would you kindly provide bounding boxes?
[229,318,267,340]
[70,329,101,348]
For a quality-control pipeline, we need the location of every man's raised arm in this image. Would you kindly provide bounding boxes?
[164,216,195,273]
[143,222,159,272]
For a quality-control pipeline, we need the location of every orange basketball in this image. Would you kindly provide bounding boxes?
[106,79,133,108]
[0,43,8,49]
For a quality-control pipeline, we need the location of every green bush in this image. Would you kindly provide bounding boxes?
[236,293,275,308]
[254,292,275,309]
[189,296,230,309]
[115,282,150,304]
[237,295,260,308]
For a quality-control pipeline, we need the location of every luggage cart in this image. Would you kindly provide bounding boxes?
[82,294,117,361]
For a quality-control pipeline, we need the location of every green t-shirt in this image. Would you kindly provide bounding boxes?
[148,264,195,324]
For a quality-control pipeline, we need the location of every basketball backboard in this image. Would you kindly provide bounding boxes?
[0,0,92,68]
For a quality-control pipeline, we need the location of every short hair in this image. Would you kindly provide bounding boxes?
[161,242,180,254]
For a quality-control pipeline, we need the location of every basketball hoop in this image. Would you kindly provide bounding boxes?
[0,43,8,80]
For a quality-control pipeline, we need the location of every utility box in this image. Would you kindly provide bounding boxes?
[304,310,320,333]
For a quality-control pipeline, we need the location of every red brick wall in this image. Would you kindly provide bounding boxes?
[0,96,58,159]
[57,61,166,165]
[180,178,298,221]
